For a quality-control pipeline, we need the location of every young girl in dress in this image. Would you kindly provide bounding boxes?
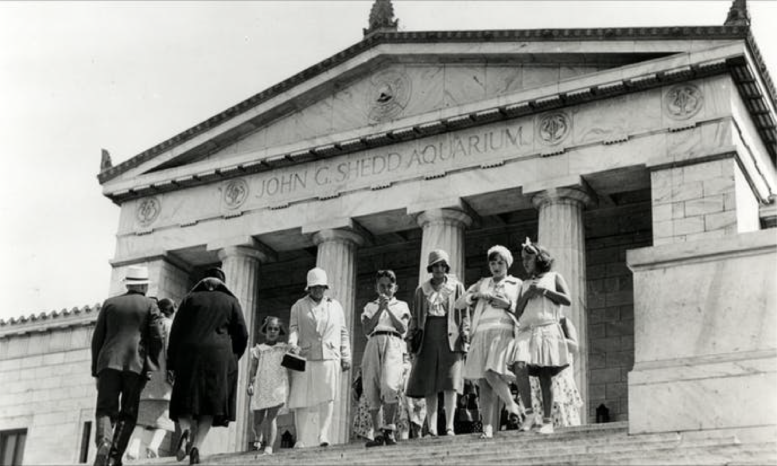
[513,238,572,434]
[528,316,582,428]
[247,316,290,455]
[456,245,523,439]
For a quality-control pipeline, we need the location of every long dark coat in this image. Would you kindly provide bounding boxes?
[168,279,248,426]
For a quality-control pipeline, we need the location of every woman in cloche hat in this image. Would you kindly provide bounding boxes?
[405,250,469,437]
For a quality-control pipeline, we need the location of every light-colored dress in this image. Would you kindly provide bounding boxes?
[461,276,521,381]
[137,316,174,431]
[529,362,582,427]
[513,272,571,371]
[249,342,290,411]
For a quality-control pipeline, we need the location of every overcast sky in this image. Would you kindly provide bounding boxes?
[1,1,775,321]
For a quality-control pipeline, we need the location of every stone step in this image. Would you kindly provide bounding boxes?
[133,423,776,466]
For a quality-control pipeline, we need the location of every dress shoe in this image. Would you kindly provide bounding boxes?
[383,430,397,446]
[365,435,384,448]
[175,430,190,461]
[189,447,200,465]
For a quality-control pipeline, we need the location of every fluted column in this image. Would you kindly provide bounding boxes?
[217,246,266,452]
[312,228,365,445]
[416,209,473,284]
[532,187,594,422]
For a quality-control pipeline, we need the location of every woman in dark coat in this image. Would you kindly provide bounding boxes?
[168,267,248,464]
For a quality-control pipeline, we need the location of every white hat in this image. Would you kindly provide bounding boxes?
[305,267,329,291]
[123,265,150,285]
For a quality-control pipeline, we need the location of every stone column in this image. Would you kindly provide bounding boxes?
[217,245,267,452]
[416,208,473,284]
[531,186,594,422]
[312,228,365,445]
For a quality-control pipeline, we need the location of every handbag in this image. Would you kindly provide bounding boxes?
[281,352,306,372]
[409,330,424,354]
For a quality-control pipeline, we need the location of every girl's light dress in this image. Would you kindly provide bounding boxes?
[250,342,290,411]
[461,276,521,381]
[513,272,571,373]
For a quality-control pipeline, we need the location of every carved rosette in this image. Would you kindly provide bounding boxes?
[366,69,412,122]
[537,111,571,146]
[222,178,249,210]
[664,84,703,120]
[136,197,161,227]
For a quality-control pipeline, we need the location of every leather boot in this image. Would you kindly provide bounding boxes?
[93,416,113,466]
[108,419,135,466]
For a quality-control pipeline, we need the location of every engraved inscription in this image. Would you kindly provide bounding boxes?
[537,111,570,145]
[664,84,703,120]
[223,178,249,210]
[367,69,412,122]
[136,197,161,226]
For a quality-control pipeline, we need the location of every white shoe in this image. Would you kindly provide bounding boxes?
[520,412,539,432]
[293,441,305,449]
[538,422,554,435]
[263,447,273,455]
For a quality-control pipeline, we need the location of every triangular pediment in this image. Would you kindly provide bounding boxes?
[99,27,760,195]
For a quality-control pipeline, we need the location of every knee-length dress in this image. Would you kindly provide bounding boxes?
[405,276,468,398]
[461,276,521,381]
[249,342,290,411]
[513,272,571,374]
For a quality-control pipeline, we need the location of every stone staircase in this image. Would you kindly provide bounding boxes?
[136,422,777,466]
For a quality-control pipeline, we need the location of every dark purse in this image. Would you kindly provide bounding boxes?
[281,352,306,372]
[409,330,424,354]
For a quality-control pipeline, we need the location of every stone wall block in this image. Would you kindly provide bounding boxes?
[705,210,738,232]
[682,159,724,183]
[652,203,672,223]
[673,216,705,236]
[703,176,735,197]
[685,196,724,217]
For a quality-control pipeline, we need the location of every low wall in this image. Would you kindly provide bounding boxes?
[627,230,777,437]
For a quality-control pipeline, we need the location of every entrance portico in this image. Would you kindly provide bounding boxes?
[98,3,776,453]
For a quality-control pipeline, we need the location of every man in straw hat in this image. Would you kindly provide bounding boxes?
[287,267,351,448]
[91,265,164,466]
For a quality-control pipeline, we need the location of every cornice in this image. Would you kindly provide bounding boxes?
[104,49,771,204]
[97,25,766,188]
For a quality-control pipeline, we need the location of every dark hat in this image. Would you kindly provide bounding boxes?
[205,267,226,282]
[158,298,176,317]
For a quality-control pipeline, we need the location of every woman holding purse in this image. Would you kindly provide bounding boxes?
[405,250,469,437]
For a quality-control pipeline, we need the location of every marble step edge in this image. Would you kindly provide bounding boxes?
[241,435,740,466]
[361,441,775,466]
[346,438,738,464]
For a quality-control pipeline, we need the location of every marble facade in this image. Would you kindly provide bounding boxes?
[95,25,775,455]
[1,11,775,464]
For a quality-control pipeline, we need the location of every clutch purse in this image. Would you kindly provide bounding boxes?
[281,352,306,372]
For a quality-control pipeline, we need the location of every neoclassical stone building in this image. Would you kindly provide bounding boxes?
[1,0,775,463]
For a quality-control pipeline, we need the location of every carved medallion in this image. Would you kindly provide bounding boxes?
[223,178,249,210]
[136,197,161,226]
[664,84,703,120]
[537,111,570,145]
[367,69,412,122]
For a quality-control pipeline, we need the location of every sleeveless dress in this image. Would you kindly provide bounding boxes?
[249,343,290,411]
[513,272,571,375]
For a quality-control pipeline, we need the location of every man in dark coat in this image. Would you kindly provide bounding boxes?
[168,267,248,464]
[91,265,164,466]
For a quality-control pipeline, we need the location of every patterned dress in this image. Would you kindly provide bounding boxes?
[529,362,582,427]
[250,343,290,411]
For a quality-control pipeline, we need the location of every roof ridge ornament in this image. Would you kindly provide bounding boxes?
[363,0,399,37]
[724,0,750,27]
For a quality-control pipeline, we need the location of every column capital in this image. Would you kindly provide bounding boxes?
[416,208,473,229]
[312,228,366,247]
[531,186,596,210]
[211,237,277,263]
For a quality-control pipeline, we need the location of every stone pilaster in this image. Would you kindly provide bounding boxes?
[531,186,594,422]
[312,228,365,445]
[416,208,473,284]
[217,245,268,452]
